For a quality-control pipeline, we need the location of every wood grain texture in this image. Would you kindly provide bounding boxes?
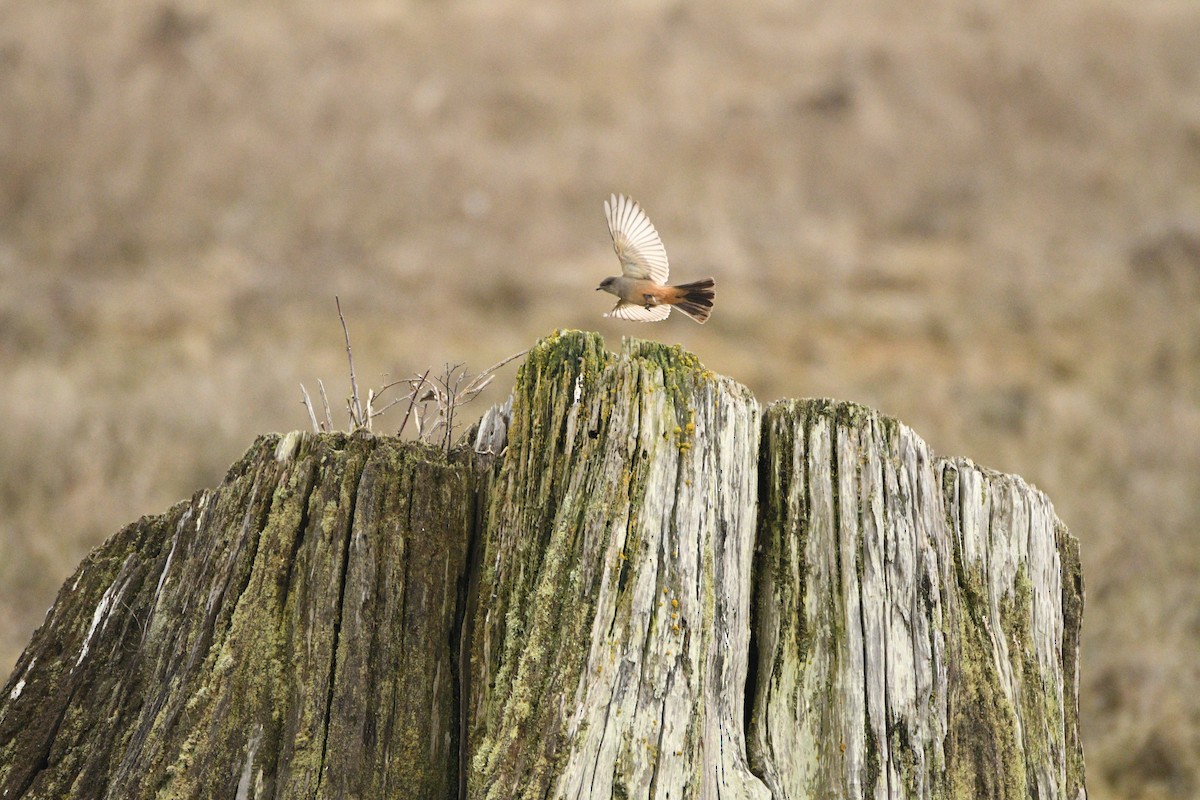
[0,434,473,799]
[0,332,1085,799]
[466,330,768,799]
[750,399,1086,799]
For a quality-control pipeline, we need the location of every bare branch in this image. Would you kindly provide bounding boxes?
[318,379,334,432]
[372,377,409,405]
[300,309,528,442]
[460,373,496,402]
[415,401,433,439]
[399,369,431,438]
[336,296,364,429]
[464,349,529,396]
[371,395,406,417]
[300,384,321,434]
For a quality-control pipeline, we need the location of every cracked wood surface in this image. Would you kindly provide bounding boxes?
[0,330,1085,799]
[0,434,472,798]
[466,332,768,799]
[750,400,1086,800]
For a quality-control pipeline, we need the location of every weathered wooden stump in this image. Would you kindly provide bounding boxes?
[466,333,765,799]
[0,435,473,798]
[752,401,1086,799]
[0,330,1085,799]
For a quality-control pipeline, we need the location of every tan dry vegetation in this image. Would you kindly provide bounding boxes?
[2,1,1199,797]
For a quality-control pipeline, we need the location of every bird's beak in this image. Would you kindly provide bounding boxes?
[595,286,602,291]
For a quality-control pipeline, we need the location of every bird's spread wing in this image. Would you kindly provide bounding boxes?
[605,194,670,284]
[606,300,671,322]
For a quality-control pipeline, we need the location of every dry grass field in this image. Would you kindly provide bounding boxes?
[2,1,1199,796]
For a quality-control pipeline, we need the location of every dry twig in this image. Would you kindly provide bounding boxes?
[335,296,364,429]
[318,379,334,431]
[300,384,321,433]
[299,299,526,444]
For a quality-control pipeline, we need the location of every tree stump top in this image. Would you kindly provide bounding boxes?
[0,330,1085,800]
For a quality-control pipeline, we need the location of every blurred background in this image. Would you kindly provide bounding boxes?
[2,1,1198,796]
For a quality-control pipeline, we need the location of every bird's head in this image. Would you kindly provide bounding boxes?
[597,276,616,292]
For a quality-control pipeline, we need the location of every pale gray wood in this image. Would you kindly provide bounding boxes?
[0,331,1085,800]
[750,399,1086,800]
[467,333,769,799]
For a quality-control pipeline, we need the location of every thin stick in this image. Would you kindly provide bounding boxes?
[335,296,363,428]
[460,373,496,402]
[415,401,430,438]
[467,349,529,394]
[399,369,431,438]
[317,379,333,431]
[371,396,406,417]
[365,377,412,421]
[300,384,321,433]
[371,377,409,404]
[445,387,456,454]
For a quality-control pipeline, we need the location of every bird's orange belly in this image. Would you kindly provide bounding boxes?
[618,280,673,305]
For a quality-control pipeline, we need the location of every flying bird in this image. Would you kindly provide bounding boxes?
[597,194,715,323]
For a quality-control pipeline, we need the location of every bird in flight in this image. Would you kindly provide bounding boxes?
[596,194,715,324]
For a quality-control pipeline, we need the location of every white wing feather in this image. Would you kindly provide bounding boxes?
[605,194,670,284]
[606,300,671,322]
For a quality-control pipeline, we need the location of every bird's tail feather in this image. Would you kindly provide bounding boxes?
[669,278,715,324]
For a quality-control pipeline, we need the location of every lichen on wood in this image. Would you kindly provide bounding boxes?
[466,330,768,799]
[749,398,1086,800]
[0,331,1085,800]
[0,434,472,799]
